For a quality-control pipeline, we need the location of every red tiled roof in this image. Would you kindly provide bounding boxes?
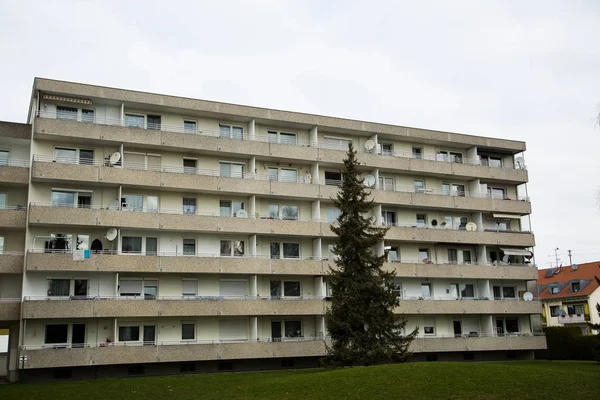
[538,262,600,300]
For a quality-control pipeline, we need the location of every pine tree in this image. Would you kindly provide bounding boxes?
[325,143,417,366]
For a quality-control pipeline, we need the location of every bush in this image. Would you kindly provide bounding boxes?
[543,327,600,360]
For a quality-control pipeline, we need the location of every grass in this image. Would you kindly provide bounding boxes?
[1,361,599,400]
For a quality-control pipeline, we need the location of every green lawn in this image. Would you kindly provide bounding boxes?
[1,361,598,400]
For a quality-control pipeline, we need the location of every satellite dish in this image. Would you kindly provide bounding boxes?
[105,228,118,242]
[572,264,578,270]
[236,210,248,218]
[523,292,533,301]
[515,157,525,169]
[363,174,376,187]
[465,222,477,231]
[364,140,376,151]
[109,152,121,165]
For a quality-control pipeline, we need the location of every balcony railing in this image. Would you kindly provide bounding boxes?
[0,158,29,168]
[558,314,588,324]
[36,110,525,170]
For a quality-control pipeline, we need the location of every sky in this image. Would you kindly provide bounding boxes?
[0,0,599,269]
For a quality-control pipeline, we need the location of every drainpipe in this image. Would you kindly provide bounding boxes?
[120,103,124,126]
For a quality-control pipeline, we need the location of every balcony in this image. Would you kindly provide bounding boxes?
[0,159,29,185]
[34,112,527,183]
[20,338,327,369]
[0,299,21,321]
[409,334,546,353]
[558,314,589,324]
[0,207,27,229]
[31,155,530,214]
[383,261,538,280]
[394,298,542,315]
[21,297,327,319]
[0,252,25,274]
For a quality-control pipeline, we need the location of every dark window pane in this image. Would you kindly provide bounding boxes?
[146,238,157,256]
[502,287,515,298]
[284,281,300,297]
[119,326,140,341]
[81,109,94,123]
[270,242,280,259]
[47,279,70,296]
[284,321,302,337]
[270,281,281,298]
[283,243,299,258]
[74,280,88,296]
[122,237,142,253]
[57,106,77,121]
[182,324,195,340]
[234,241,244,256]
[147,115,161,130]
[220,240,232,256]
[183,239,196,255]
[45,324,69,344]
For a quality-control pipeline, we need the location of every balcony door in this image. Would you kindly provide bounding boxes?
[71,324,86,348]
[453,320,462,337]
[271,321,282,342]
[143,325,156,345]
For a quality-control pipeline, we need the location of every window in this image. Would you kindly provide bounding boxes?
[418,249,429,263]
[51,190,74,207]
[549,284,560,294]
[147,196,159,213]
[81,109,94,123]
[324,171,343,186]
[460,284,475,298]
[125,114,144,128]
[0,150,8,166]
[443,183,466,197]
[79,149,94,165]
[183,159,197,174]
[144,280,158,300]
[281,205,298,220]
[119,280,142,296]
[219,200,244,217]
[0,236,4,253]
[122,194,143,211]
[481,155,503,168]
[421,283,432,298]
[54,147,76,163]
[550,306,560,317]
[0,193,5,210]
[56,106,77,121]
[380,143,393,156]
[327,208,341,223]
[146,237,158,256]
[448,249,458,264]
[379,177,394,191]
[47,279,70,296]
[183,197,196,214]
[182,280,197,296]
[423,318,435,335]
[445,216,468,230]
[414,180,425,193]
[462,251,472,264]
[284,321,302,338]
[381,211,397,227]
[284,281,301,297]
[122,236,142,253]
[219,162,243,178]
[571,281,581,293]
[124,152,161,171]
[387,247,399,263]
[270,242,300,259]
[280,168,298,183]
[392,278,402,297]
[77,192,91,208]
[567,304,585,315]
[74,279,88,297]
[488,187,506,200]
[184,120,197,134]
[45,324,69,344]
[220,240,244,256]
[416,214,427,228]
[437,150,463,163]
[183,239,196,255]
[412,147,422,159]
[45,234,72,253]
[502,287,516,299]
[219,124,243,140]
[270,281,282,298]
[182,323,195,340]
[147,115,161,130]
[323,137,351,151]
[119,326,140,341]
[268,131,297,145]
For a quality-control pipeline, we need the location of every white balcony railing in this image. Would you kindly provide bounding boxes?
[36,110,526,170]
[0,158,30,168]
[558,314,587,324]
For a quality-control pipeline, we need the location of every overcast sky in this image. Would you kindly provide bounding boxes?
[1,0,598,268]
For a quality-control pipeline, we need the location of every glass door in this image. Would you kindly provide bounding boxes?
[71,324,86,348]
[143,325,156,345]
[453,321,462,337]
[271,321,282,342]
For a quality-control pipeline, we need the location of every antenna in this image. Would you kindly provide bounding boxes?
[109,152,121,165]
[364,140,376,152]
[363,174,376,188]
[568,249,572,266]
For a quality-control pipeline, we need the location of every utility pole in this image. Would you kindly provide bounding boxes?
[568,249,572,266]
[554,248,560,269]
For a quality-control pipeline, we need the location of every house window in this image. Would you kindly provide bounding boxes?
[281,205,298,220]
[122,194,143,211]
[56,106,77,121]
[284,321,302,338]
[549,284,560,294]
[381,211,397,227]
[437,150,463,163]
[324,171,343,186]
[0,236,4,253]
[144,280,158,300]
[45,324,69,344]
[387,247,399,263]
[268,131,297,145]
[460,284,475,298]
[443,183,466,197]
[219,124,243,140]
[414,180,425,193]
[74,279,88,297]
[462,251,472,264]
[119,326,140,341]
[284,281,301,297]
[502,287,516,299]
[219,200,244,217]
[392,278,402,297]
[184,121,197,134]
[219,162,243,178]
[182,280,197,296]
[416,214,427,228]
[412,147,422,159]
[327,208,341,223]
[323,137,351,151]
[182,323,196,340]
[183,239,196,255]
[79,149,94,165]
[571,281,581,292]
[147,196,159,213]
[54,147,77,164]
[183,159,197,174]
[421,283,432,298]
[0,150,8,166]
[380,143,393,156]
[122,236,142,253]
[125,114,144,128]
[79,108,94,123]
[183,198,197,214]
[488,187,506,200]
[481,155,503,168]
[47,279,70,296]
[146,237,158,256]
[549,306,560,317]
[418,249,429,263]
[448,249,458,264]
[76,234,90,251]
[270,242,300,259]
[423,318,435,335]
[567,304,584,315]
[220,240,244,256]
[379,177,394,191]
[45,234,72,253]
[119,280,142,297]
[147,115,161,130]
[51,190,75,207]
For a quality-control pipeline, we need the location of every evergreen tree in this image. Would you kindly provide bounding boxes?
[325,143,417,366]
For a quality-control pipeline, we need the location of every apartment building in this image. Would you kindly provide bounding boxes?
[538,262,600,335]
[0,78,545,381]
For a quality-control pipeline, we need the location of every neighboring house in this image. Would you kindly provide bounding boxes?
[538,262,600,335]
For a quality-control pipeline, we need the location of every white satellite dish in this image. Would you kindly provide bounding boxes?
[105,228,118,242]
[109,152,121,165]
[236,210,248,218]
[523,292,533,302]
[465,222,477,231]
[363,174,376,188]
[364,140,376,152]
[514,157,525,169]
[572,264,579,270]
